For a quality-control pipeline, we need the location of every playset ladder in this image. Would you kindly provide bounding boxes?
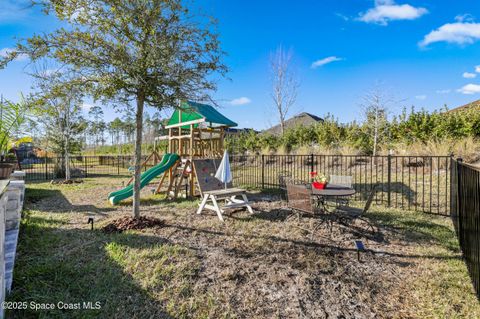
[160,159,195,200]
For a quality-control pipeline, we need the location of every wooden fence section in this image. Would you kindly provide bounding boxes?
[230,154,451,215]
[451,158,480,298]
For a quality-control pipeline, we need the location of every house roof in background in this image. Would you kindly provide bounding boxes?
[225,127,259,134]
[263,112,323,135]
[448,99,480,113]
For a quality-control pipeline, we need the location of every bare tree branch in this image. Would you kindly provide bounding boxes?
[270,46,299,135]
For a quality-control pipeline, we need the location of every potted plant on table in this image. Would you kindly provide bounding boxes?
[310,171,328,190]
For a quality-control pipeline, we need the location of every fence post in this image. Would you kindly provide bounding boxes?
[456,157,463,244]
[449,153,455,217]
[117,155,120,175]
[261,155,265,189]
[387,154,392,207]
[310,153,314,177]
[44,154,48,180]
[84,156,88,178]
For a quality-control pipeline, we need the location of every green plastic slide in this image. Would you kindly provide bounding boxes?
[108,153,179,205]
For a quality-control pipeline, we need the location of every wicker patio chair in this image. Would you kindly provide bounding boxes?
[286,183,316,214]
[286,182,336,235]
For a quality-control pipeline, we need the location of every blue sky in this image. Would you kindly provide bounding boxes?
[1,0,480,129]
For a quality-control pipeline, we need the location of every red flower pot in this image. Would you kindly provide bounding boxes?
[312,182,326,190]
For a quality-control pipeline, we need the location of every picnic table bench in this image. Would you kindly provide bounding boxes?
[196,188,253,222]
[193,159,253,221]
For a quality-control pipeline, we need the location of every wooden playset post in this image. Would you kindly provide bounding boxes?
[189,124,195,197]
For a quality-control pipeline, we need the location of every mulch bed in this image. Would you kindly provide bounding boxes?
[101,216,165,233]
[50,179,84,185]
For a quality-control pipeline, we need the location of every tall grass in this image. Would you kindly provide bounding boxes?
[391,137,480,164]
[271,138,479,162]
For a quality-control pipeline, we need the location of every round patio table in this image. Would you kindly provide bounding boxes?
[311,184,356,213]
[311,184,356,197]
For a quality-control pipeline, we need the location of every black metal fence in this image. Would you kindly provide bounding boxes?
[22,153,453,215]
[451,158,480,297]
[230,154,452,215]
[22,155,151,181]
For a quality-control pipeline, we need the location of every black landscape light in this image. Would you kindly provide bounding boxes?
[354,240,365,262]
[87,217,94,230]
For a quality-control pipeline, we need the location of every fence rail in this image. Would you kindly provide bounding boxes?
[21,155,152,181]
[230,154,451,215]
[451,158,480,298]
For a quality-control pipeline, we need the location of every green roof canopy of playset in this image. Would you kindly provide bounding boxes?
[167,101,237,129]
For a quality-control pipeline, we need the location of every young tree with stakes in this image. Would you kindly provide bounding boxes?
[1,0,226,218]
[270,46,299,135]
[360,85,392,156]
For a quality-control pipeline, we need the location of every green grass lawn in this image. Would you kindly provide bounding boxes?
[367,209,479,318]
[6,178,480,318]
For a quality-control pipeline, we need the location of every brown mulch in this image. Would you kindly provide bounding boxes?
[50,179,84,185]
[101,216,165,233]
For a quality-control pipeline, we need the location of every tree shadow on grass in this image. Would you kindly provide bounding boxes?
[366,210,460,253]
[247,208,292,222]
[163,220,461,263]
[9,210,463,318]
[196,190,459,258]
[8,215,184,319]
[142,197,198,208]
[25,188,115,216]
[233,188,457,254]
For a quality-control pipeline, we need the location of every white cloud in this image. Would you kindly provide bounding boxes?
[358,0,428,25]
[475,65,480,73]
[311,56,343,69]
[455,14,475,23]
[457,84,480,95]
[81,103,93,110]
[436,89,451,94]
[0,47,28,61]
[335,13,350,21]
[229,97,251,106]
[420,22,480,47]
[463,72,477,79]
[44,69,61,76]
[415,95,427,100]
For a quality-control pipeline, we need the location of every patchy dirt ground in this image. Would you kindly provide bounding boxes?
[14,177,477,318]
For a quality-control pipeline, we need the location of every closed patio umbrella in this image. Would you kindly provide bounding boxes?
[215,150,232,189]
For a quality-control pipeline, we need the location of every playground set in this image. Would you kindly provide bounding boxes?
[108,101,238,205]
